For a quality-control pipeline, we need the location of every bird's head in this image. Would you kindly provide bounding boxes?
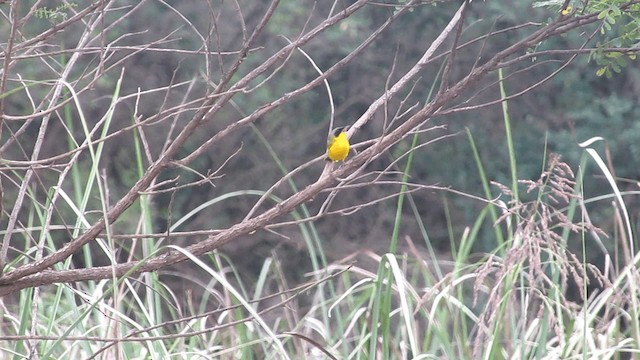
[332,126,348,137]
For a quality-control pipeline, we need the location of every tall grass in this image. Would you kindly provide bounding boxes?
[1,72,639,360]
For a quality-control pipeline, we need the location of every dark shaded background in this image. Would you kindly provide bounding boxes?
[3,0,639,283]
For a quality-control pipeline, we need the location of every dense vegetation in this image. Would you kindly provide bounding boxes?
[1,0,640,358]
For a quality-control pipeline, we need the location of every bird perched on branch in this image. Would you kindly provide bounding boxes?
[326,126,350,162]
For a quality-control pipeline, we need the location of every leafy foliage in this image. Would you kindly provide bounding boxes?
[33,3,77,23]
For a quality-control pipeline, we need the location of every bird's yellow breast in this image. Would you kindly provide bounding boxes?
[327,132,350,162]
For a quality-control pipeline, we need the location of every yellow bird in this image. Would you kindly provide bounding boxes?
[326,126,350,162]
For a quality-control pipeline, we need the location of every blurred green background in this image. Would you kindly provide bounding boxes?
[2,0,638,279]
